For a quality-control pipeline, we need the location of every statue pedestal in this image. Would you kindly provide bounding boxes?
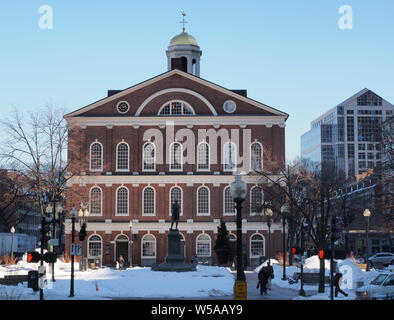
[151,230,196,272]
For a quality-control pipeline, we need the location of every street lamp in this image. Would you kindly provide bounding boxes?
[299,222,308,297]
[265,207,273,261]
[10,226,15,259]
[78,203,89,241]
[129,221,133,268]
[230,174,247,300]
[363,209,371,271]
[280,203,290,281]
[69,207,77,297]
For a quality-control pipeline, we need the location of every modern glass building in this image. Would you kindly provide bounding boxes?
[301,89,394,179]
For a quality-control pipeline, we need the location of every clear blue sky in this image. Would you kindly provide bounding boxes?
[0,0,393,161]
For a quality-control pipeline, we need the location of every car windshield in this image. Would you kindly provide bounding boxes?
[370,274,388,285]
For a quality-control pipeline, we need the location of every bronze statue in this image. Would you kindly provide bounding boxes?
[170,200,180,231]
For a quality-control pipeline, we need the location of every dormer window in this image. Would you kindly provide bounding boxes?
[158,101,195,116]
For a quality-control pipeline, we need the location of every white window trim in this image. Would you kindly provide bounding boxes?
[158,100,196,116]
[142,142,156,172]
[196,185,210,216]
[250,141,263,172]
[87,234,103,265]
[89,186,103,216]
[141,234,157,259]
[250,233,265,258]
[169,142,183,172]
[250,186,263,216]
[196,233,211,257]
[116,141,130,172]
[223,141,237,172]
[89,141,103,172]
[223,186,235,216]
[197,141,210,172]
[169,186,183,217]
[142,186,156,216]
[115,186,129,216]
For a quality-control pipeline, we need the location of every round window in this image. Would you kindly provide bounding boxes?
[223,100,236,113]
[117,101,130,114]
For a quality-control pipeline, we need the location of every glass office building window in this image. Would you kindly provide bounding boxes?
[357,91,382,106]
[347,117,354,141]
[358,117,381,142]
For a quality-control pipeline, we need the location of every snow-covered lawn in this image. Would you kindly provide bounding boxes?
[254,255,387,300]
[0,260,234,300]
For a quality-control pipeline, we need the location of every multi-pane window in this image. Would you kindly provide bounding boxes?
[250,186,263,215]
[358,144,366,150]
[197,186,210,216]
[143,187,155,216]
[347,117,354,141]
[250,234,265,257]
[358,153,366,159]
[170,142,182,171]
[357,91,382,106]
[88,235,102,259]
[196,234,211,257]
[116,187,129,216]
[90,142,103,171]
[223,186,235,216]
[170,187,182,215]
[117,142,129,171]
[197,142,210,170]
[158,101,195,115]
[142,235,156,258]
[224,142,237,171]
[358,117,381,142]
[251,142,262,171]
[90,187,102,216]
[143,143,156,171]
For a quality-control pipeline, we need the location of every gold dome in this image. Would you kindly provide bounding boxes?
[169,32,199,47]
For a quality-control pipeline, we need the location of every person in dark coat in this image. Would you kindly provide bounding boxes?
[333,272,348,297]
[257,266,270,295]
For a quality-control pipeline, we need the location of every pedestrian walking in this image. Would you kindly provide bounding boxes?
[118,255,125,269]
[267,260,274,290]
[333,272,348,297]
[257,266,270,295]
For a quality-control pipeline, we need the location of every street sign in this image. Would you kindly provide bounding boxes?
[49,239,59,246]
[234,280,247,300]
[70,243,82,256]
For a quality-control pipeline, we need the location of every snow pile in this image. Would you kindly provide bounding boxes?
[337,258,379,289]
[0,263,234,300]
[304,256,331,270]
[254,259,279,273]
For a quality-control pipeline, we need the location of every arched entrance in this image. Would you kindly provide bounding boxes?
[115,234,129,265]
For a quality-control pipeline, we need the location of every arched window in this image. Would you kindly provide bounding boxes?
[250,186,263,215]
[141,234,156,258]
[223,186,235,216]
[169,186,182,216]
[88,235,102,263]
[90,141,103,171]
[197,142,210,171]
[143,187,155,216]
[251,142,262,171]
[196,234,211,257]
[158,100,195,116]
[115,234,129,262]
[143,142,156,171]
[116,187,129,216]
[223,142,237,171]
[250,234,265,257]
[197,186,210,216]
[116,142,129,171]
[90,187,102,216]
[170,142,183,171]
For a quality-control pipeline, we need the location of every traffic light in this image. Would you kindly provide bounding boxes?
[27,252,41,263]
[291,247,301,255]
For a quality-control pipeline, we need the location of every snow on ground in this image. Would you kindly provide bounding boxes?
[253,255,385,300]
[0,260,234,300]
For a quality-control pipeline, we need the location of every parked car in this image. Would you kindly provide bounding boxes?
[367,252,394,268]
[356,272,394,300]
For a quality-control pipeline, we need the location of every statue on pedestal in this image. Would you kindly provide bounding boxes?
[170,200,180,231]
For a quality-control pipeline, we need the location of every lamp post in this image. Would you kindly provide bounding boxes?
[10,226,15,258]
[299,222,308,297]
[45,200,64,282]
[230,174,247,300]
[69,207,77,298]
[129,221,133,268]
[280,203,290,280]
[363,209,371,271]
[265,208,273,261]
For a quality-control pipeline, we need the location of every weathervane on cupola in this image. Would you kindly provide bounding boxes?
[166,11,202,77]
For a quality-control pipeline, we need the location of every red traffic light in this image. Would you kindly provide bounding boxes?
[27,252,41,263]
[291,247,299,255]
[318,249,327,259]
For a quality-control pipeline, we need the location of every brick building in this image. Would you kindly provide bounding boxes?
[64,30,288,268]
